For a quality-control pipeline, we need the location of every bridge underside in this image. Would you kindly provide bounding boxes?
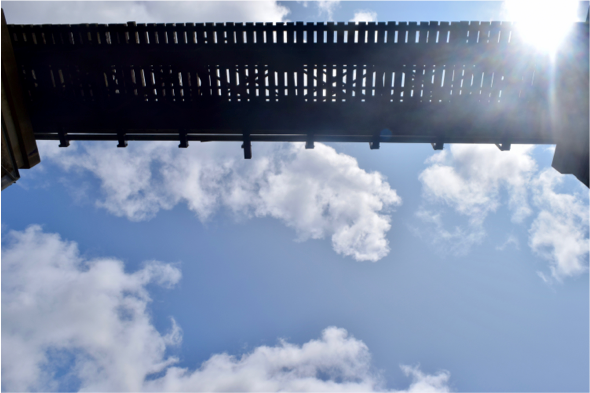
[7,19,589,185]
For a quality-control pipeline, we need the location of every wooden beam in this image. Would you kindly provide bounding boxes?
[2,9,40,171]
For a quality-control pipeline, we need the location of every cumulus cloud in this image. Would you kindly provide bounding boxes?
[2,1,290,24]
[350,10,378,22]
[419,144,589,279]
[40,141,401,262]
[1,226,451,392]
[529,169,589,280]
[1,225,182,392]
[145,334,452,392]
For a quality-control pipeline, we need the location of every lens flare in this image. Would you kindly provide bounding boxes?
[504,0,579,54]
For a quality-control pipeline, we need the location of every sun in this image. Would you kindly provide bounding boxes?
[504,0,580,54]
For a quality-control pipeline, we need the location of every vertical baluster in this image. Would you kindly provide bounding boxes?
[31,24,44,46]
[437,21,450,45]
[155,23,167,45]
[397,66,408,101]
[357,21,368,44]
[498,21,513,46]
[195,23,206,45]
[346,21,355,45]
[417,22,428,44]
[284,21,294,45]
[406,21,417,45]
[274,21,283,45]
[467,21,479,45]
[224,22,234,45]
[185,22,196,46]
[375,21,386,44]
[396,22,407,45]
[234,64,242,101]
[108,23,125,45]
[208,22,218,45]
[220,64,229,101]
[450,21,469,45]
[253,22,262,45]
[178,23,189,45]
[135,23,147,46]
[22,24,36,47]
[97,24,110,46]
[384,22,396,46]
[10,25,23,47]
[143,23,157,47]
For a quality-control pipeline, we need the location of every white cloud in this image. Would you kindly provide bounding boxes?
[419,145,589,280]
[145,332,452,392]
[529,169,589,279]
[1,225,182,392]
[350,10,378,22]
[316,0,340,21]
[416,145,535,256]
[2,1,290,24]
[1,226,451,392]
[419,144,537,225]
[39,141,401,262]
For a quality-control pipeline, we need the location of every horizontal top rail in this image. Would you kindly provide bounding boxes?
[8,20,523,48]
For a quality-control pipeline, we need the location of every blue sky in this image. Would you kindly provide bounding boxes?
[1,1,589,392]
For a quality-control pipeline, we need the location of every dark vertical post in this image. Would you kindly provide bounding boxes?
[431,141,444,150]
[305,134,314,149]
[551,21,589,187]
[58,128,69,147]
[242,133,251,159]
[179,129,189,148]
[117,131,127,147]
[370,133,380,150]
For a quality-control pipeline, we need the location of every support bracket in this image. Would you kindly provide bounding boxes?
[431,141,444,150]
[58,129,69,147]
[179,130,189,148]
[495,143,511,151]
[117,131,128,148]
[305,134,314,149]
[242,133,252,159]
[370,134,380,150]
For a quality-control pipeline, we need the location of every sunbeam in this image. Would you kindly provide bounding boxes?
[505,0,580,54]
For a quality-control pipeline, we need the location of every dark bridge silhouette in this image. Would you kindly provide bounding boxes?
[4,17,589,186]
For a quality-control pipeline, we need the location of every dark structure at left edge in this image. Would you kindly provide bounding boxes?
[1,9,588,190]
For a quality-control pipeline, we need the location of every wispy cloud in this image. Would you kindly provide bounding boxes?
[39,141,401,262]
[413,209,486,256]
[316,0,340,21]
[419,144,589,280]
[1,226,451,392]
[496,234,520,251]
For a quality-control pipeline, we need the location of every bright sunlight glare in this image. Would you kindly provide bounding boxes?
[504,0,580,54]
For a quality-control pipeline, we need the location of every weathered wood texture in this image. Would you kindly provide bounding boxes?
[2,10,40,170]
[6,20,588,146]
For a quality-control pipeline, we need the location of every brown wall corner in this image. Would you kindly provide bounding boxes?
[1,8,41,170]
